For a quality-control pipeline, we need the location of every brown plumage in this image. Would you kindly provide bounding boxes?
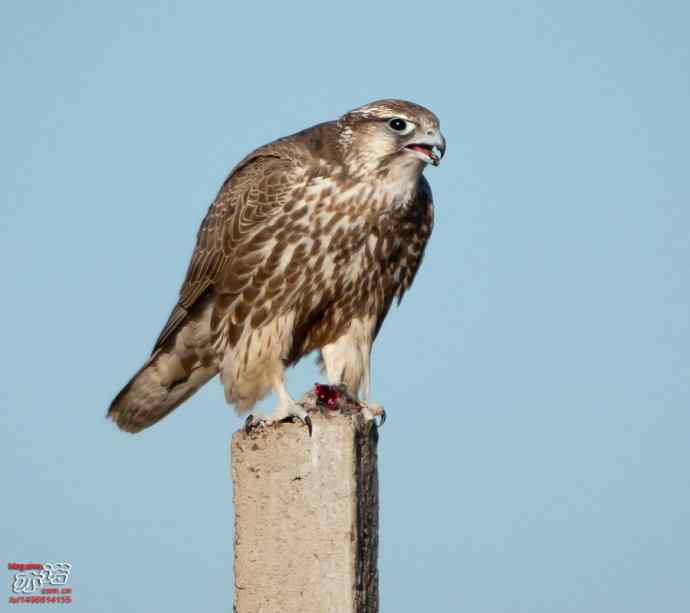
[108,99,445,433]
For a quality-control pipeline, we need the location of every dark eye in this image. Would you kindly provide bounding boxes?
[387,117,415,135]
[389,118,407,131]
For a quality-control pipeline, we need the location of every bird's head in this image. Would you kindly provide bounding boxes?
[337,99,446,178]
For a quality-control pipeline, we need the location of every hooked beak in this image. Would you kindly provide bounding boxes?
[404,130,446,167]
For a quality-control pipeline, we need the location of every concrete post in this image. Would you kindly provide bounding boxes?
[231,411,379,613]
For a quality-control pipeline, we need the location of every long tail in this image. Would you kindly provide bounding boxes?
[108,300,218,433]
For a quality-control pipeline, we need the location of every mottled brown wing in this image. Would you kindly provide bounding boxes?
[395,176,435,302]
[374,175,435,339]
[153,154,299,350]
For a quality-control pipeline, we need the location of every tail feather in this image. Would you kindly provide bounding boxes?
[107,352,216,433]
[108,297,218,433]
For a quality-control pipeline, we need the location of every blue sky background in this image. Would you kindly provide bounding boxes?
[2,1,689,611]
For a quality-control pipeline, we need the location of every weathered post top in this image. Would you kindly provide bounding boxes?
[231,410,379,613]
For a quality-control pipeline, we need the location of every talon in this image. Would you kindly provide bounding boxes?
[288,413,312,437]
[245,413,270,434]
[360,401,385,425]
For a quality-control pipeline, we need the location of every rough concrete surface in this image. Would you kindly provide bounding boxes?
[231,411,379,613]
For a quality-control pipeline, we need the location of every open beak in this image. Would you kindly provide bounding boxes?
[404,131,446,167]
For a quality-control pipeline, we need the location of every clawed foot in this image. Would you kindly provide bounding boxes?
[244,385,386,436]
[245,404,312,437]
[312,384,386,427]
[360,402,386,427]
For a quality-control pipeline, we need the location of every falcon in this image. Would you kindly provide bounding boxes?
[108,99,445,434]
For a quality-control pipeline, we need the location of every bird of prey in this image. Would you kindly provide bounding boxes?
[108,99,445,434]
